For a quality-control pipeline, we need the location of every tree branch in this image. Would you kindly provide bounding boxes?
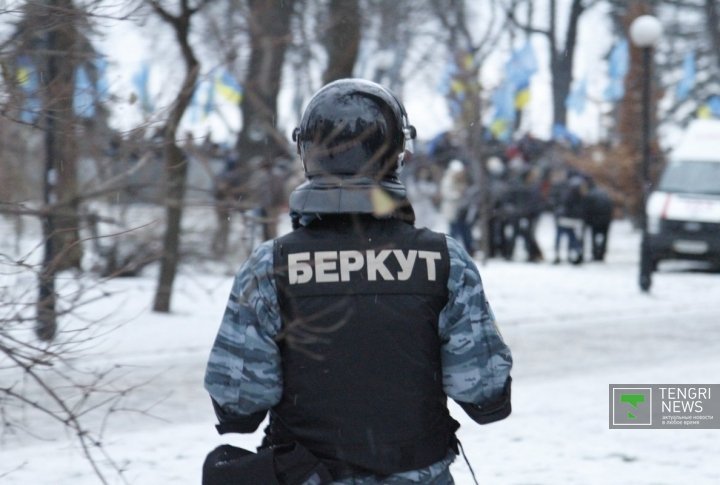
[501,0,551,38]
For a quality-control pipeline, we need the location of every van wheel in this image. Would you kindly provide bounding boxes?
[640,245,654,292]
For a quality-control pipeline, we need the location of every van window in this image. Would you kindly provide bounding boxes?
[658,161,720,195]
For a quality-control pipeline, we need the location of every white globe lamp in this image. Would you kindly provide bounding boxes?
[629,15,663,48]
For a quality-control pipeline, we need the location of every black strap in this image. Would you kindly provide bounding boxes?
[457,439,480,485]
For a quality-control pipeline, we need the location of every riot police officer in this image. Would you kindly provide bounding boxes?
[203,79,513,484]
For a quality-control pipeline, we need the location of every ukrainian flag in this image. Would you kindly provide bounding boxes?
[216,70,242,104]
[514,84,531,110]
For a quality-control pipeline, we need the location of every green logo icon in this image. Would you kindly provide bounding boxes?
[611,387,652,427]
[620,394,646,419]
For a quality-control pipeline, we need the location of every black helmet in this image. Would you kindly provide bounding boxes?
[289,78,416,214]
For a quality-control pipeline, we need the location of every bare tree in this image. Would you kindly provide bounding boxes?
[431,0,509,260]
[506,0,596,128]
[705,0,720,71]
[604,0,719,132]
[233,0,296,242]
[363,0,431,93]
[150,0,207,313]
[236,0,296,161]
[0,205,157,484]
[322,0,361,83]
[3,1,96,340]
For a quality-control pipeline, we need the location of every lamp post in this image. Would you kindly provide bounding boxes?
[629,14,662,292]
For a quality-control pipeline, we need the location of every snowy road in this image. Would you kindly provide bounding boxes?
[2,216,720,484]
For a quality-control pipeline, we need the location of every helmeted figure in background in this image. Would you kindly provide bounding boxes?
[203,79,513,485]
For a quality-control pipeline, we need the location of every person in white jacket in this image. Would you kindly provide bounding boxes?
[440,159,474,253]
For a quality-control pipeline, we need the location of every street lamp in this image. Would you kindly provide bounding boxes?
[629,14,662,292]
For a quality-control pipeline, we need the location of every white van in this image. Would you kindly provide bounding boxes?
[641,119,720,289]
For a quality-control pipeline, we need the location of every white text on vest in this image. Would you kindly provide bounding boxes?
[288,250,441,284]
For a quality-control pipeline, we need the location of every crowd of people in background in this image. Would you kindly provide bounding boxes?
[206,127,616,266]
[409,131,616,266]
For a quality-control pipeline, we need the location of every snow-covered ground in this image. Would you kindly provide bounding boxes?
[2,211,720,485]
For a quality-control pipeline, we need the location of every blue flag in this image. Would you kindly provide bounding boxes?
[709,96,720,117]
[565,77,587,114]
[215,70,242,104]
[188,83,202,123]
[203,79,216,118]
[438,60,457,95]
[73,65,95,118]
[503,42,538,117]
[132,62,153,114]
[675,52,695,101]
[16,55,41,123]
[604,40,629,102]
[505,42,538,89]
[552,123,582,148]
[490,82,517,141]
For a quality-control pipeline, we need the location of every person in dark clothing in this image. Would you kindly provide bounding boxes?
[552,175,587,264]
[583,184,614,261]
[486,157,514,259]
[502,169,545,262]
[203,79,513,485]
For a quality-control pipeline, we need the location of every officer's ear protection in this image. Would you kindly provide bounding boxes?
[292,127,305,173]
[292,127,301,154]
[392,93,416,172]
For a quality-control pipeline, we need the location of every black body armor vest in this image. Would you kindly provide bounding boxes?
[271,216,458,476]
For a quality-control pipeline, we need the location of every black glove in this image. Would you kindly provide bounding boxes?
[211,398,268,434]
[456,376,512,425]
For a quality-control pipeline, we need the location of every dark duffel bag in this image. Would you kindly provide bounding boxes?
[202,442,333,485]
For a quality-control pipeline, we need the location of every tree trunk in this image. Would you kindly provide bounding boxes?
[462,72,488,261]
[322,0,361,83]
[37,29,59,340]
[152,3,201,313]
[705,0,720,72]
[617,1,658,225]
[237,0,295,161]
[46,0,84,272]
[551,60,572,128]
[550,0,584,129]
[234,0,295,240]
[372,1,411,92]
[36,0,83,340]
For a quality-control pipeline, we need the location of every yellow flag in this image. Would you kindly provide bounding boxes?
[697,104,712,119]
[490,119,508,139]
[450,80,465,95]
[515,88,530,109]
[17,67,31,85]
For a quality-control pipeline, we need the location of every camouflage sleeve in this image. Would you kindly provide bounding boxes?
[204,240,283,417]
[439,235,513,406]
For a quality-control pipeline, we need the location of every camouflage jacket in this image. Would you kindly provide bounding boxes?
[204,231,513,484]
